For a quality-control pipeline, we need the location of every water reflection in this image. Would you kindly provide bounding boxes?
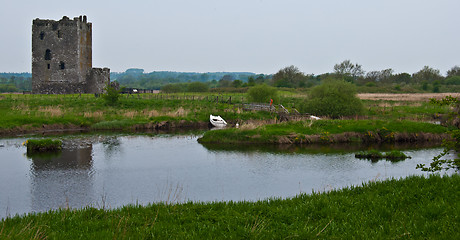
[199,141,442,154]
[28,147,92,170]
[0,134,449,220]
[27,145,95,213]
[101,137,122,159]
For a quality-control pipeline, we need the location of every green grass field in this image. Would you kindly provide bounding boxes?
[0,93,450,133]
[198,119,451,144]
[1,174,458,239]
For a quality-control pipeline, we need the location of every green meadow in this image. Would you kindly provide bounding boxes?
[0,92,450,134]
[198,119,451,144]
[0,93,458,239]
[1,175,458,239]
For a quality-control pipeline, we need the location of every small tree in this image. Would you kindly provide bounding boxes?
[300,79,364,118]
[102,82,121,106]
[447,65,460,78]
[232,80,243,88]
[412,66,443,83]
[417,96,460,172]
[333,60,365,81]
[187,82,209,92]
[273,65,306,88]
[247,84,279,104]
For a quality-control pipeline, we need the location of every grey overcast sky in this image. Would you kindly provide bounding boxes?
[0,0,458,75]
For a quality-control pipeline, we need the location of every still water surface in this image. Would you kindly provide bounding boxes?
[0,134,445,219]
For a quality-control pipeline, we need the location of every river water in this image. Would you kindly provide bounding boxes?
[0,134,449,219]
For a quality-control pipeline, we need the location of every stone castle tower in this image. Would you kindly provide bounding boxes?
[32,15,109,94]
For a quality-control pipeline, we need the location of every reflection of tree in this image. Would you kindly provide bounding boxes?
[199,142,438,155]
[418,96,460,172]
[102,137,121,159]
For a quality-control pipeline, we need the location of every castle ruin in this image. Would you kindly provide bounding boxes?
[32,15,109,94]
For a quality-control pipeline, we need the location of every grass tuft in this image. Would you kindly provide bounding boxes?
[355,150,411,162]
[24,139,62,153]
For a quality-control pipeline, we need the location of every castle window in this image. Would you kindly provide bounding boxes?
[47,64,50,69]
[58,30,62,38]
[39,32,45,40]
[45,49,52,60]
[59,62,65,69]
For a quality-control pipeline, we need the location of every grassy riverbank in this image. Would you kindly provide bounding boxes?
[0,93,273,135]
[199,119,452,144]
[1,174,458,239]
[0,93,451,135]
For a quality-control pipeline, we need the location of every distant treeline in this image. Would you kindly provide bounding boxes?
[2,61,460,93]
[110,68,272,90]
[158,63,460,93]
[0,72,31,93]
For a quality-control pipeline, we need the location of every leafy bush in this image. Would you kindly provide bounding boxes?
[25,139,62,153]
[355,150,410,162]
[102,82,121,106]
[385,150,411,161]
[365,82,376,87]
[187,82,209,92]
[161,83,187,93]
[247,84,279,104]
[300,79,364,118]
[445,76,460,85]
[355,150,384,160]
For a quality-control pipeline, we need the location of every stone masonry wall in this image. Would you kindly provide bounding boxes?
[86,68,110,94]
[32,15,108,94]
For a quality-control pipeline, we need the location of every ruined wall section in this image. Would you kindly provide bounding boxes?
[86,68,110,94]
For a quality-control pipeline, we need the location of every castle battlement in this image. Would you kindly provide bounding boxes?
[32,15,109,94]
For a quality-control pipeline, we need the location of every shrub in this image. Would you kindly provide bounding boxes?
[355,150,384,160]
[25,139,62,153]
[445,76,460,85]
[247,84,279,104]
[355,150,410,162]
[385,150,411,161]
[161,83,186,93]
[300,79,364,118]
[365,82,376,87]
[187,82,209,92]
[102,82,121,106]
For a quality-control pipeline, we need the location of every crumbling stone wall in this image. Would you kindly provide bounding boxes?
[32,15,109,94]
[86,68,110,93]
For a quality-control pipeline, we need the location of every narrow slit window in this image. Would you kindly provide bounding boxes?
[45,49,52,60]
[39,32,45,40]
[59,62,65,69]
[47,64,50,69]
[58,30,62,38]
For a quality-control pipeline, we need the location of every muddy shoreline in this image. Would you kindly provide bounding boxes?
[0,121,211,137]
[198,131,452,145]
[1,120,452,146]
